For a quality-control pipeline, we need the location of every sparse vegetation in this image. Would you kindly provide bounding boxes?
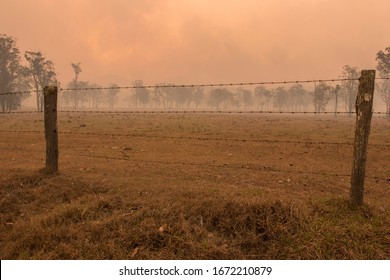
[0,113,389,259]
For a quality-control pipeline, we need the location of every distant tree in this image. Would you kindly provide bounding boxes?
[192,87,204,109]
[340,65,359,116]
[0,34,23,112]
[184,87,196,109]
[89,83,104,109]
[273,86,289,111]
[13,65,31,109]
[152,85,166,109]
[376,47,390,116]
[25,51,57,111]
[313,82,331,113]
[288,84,306,111]
[150,83,177,110]
[106,83,120,109]
[208,88,233,110]
[238,88,254,109]
[150,85,201,110]
[301,91,313,111]
[61,83,73,108]
[64,79,90,108]
[331,84,342,116]
[170,86,193,109]
[71,63,82,109]
[131,80,149,108]
[254,85,272,110]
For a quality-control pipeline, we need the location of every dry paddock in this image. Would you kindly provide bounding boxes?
[0,112,389,259]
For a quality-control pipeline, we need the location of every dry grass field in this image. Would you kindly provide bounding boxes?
[0,112,389,259]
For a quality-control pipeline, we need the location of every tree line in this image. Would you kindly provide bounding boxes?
[1,33,389,114]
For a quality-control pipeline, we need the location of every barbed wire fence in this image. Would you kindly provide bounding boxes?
[0,74,388,206]
[0,129,388,183]
[1,77,389,115]
[0,78,359,96]
[1,129,389,148]
[2,76,389,96]
[1,110,389,115]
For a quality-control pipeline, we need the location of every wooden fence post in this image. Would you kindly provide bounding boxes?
[44,86,58,174]
[350,70,375,207]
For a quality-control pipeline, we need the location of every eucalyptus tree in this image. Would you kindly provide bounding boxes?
[71,62,82,109]
[340,65,359,116]
[131,80,149,108]
[25,51,57,111]
[376,47,390,116]
[0,34,22,112]
[331,84,342,116]
[288,84,306,111]
[89,83,104,109]
[208,88,233,110]
[106,83,120,109]
[238,87,254,109]
[273,86,289,111]
[254,85,272,110]
[192,87,204,109]
[313,82,331,114]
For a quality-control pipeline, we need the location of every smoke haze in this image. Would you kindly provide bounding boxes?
[2,0,389,85]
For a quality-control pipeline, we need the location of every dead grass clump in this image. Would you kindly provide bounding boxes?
[0,171,110,259]
[300,198,390,259]
[1,170,388,259]
[191,200,301,257]
[82,199,303,260]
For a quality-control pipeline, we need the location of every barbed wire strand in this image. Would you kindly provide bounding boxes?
[74,153,389,182]
[0,77,361,96]
[60,110,388,115]
[0,146,386,182]
[0,90,38,96]
[1,77,390,96]
[1,129,389,148]
[1,110,389,115]
[59,78,362,92]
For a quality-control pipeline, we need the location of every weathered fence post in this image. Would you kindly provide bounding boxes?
[350,70,375,207]
[44,86,58,174]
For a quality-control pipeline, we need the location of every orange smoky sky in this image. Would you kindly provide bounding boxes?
[2,0,389,86]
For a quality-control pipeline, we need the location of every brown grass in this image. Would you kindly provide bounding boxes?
[0,113,389,259]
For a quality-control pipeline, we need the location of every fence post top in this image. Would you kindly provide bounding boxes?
[44,86,58,91]
[360,69,376,76]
